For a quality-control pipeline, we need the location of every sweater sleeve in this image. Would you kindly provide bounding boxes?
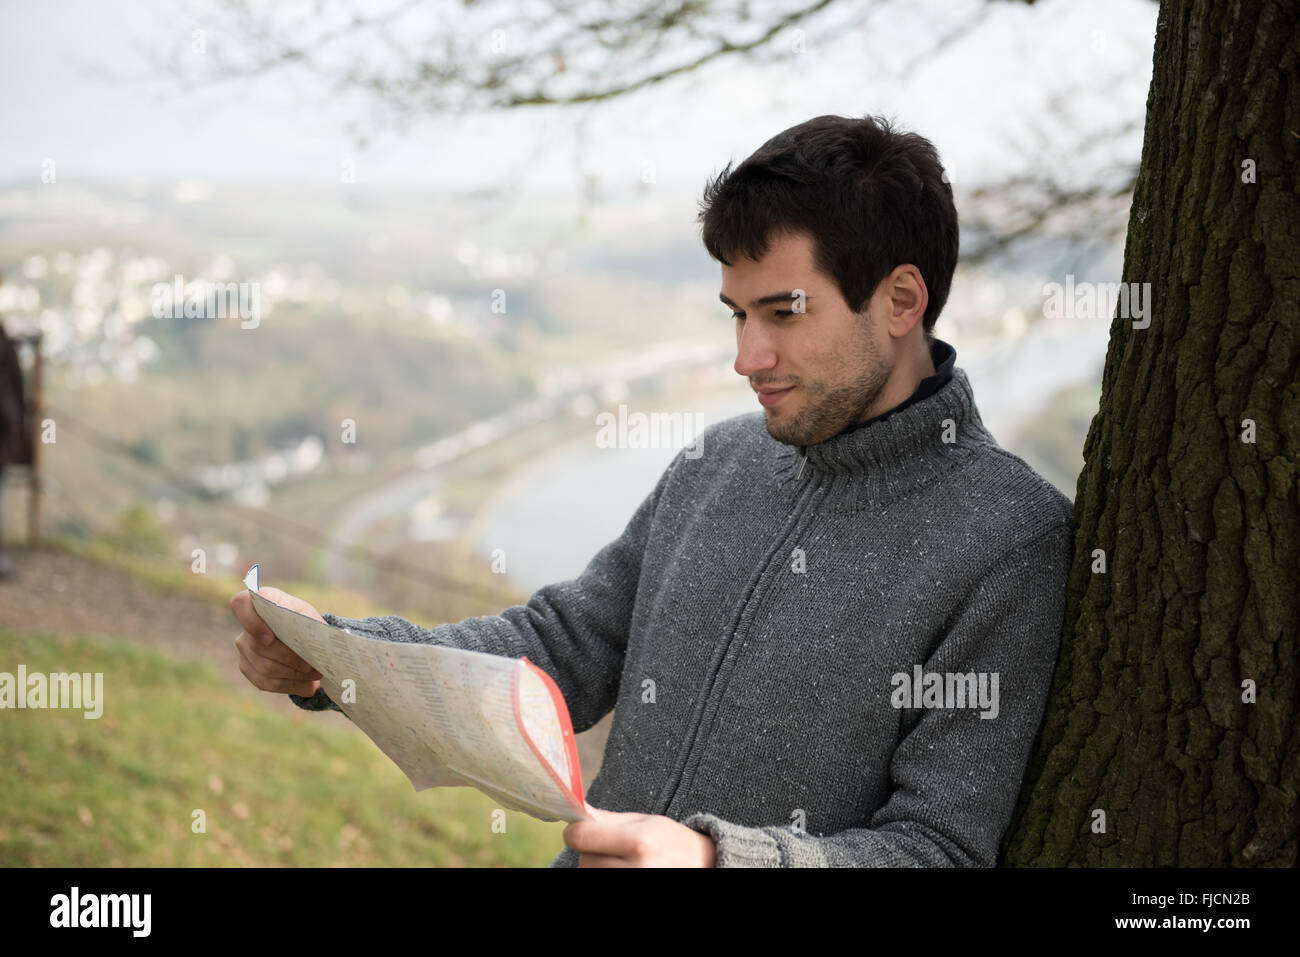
[679,521,1073,867]
[288,447,687,732]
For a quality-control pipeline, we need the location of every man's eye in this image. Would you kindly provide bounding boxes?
[730,312,744,321]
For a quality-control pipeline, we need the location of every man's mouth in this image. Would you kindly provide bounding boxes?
[755,385,795,407]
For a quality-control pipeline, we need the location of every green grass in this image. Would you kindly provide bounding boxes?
[0,630,567,866]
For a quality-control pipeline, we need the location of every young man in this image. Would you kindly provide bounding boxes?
[232,114,1074,867]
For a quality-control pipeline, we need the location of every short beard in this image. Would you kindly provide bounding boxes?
[763,325,892,447]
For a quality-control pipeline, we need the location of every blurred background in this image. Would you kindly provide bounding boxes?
[0,0,1155,866]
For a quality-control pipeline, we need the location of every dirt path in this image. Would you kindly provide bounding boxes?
[0,545,253,691]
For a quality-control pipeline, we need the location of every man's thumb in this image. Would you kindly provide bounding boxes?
[256,586,288,603]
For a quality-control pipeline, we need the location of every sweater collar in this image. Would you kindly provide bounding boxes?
[773,352,992,507]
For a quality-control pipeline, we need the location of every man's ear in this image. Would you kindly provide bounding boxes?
[886,265,929,336]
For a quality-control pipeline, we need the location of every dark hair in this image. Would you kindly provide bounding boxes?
[697,114,958,337]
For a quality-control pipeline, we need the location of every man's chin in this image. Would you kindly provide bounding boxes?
[763,414,815,448]
[762,409,844,448]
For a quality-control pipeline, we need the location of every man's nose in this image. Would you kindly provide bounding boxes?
[734,321,778,379]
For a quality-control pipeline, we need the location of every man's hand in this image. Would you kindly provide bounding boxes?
[563,803,716,867]
[230,586,325,697]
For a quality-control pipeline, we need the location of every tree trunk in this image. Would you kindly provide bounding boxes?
[1001,0,1299,866]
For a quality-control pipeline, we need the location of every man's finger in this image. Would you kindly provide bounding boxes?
[239,630,317,675]
[257,586,325,624]
[230,591,275,643]
[563,819,643,859]
[238,655,319,696]
[236,637,318,685]
[577,852,632,868]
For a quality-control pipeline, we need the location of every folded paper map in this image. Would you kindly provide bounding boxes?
[242,564,590,823]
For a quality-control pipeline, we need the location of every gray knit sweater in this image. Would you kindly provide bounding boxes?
[291,362,1074,867]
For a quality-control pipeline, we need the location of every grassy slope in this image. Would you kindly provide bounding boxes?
[0,630,566,866]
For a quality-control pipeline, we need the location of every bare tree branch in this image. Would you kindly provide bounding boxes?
[146,0,1150,269]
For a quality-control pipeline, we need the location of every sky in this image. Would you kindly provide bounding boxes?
[0,0,1159,197]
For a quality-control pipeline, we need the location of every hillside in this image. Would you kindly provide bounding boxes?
[0,542,613,866]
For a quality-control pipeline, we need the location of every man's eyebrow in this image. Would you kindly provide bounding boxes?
[719,291,813,309]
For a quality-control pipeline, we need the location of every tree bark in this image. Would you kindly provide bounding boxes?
[1001,0,1299,866]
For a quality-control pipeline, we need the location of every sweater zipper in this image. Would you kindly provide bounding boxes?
[658,457,826,817]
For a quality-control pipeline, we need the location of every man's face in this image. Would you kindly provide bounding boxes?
[722,230,893,447]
